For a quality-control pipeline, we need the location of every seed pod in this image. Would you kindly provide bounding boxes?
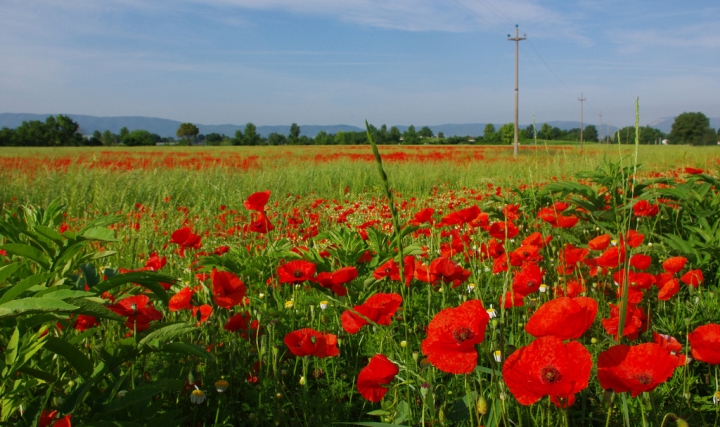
[476,396,488,415]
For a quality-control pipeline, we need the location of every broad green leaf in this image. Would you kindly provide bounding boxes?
[139,323,197,347]
[80,227,119,242]
[365,410,391,416]
[0,263,21,284]
[64,297,124,321]
[0,244,50,270]
[4,327,19,366]
[93,272,172,305]
[77,214,124,234]
[32,225,65,245]
[100,386,165,415]
[44,336,93,379]
[17,366,57,383]
[35,289,95,300]
[159,342,213,361]
[91,251,117,260]
[0,298,78,319]
[0,273,54,305]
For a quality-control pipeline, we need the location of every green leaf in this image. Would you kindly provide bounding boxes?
[0,263,21,284]
[32,225,65,245]
[0,244,51,270]
[65,297,124,321]
[365,410,390,416]
[100,386,165,415]
[138,323,197,347]
[77,214,124,234]
[4,327,19,367]
[17,366,57,383]
[93,272,173,305]
[159,342,213,361]
[0,298,78,319]
[43,336,93,379]
[80,227,118,242]
[0,273,54,305]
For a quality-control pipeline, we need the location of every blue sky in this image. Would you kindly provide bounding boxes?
[1,1,719,129]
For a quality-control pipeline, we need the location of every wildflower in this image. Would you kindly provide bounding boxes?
[215,380,229,393]
[211,269,247,309]
[502,336,591,406]
[421,299,490,374]
[313,266,357,296]
[713,391,720,405]
[299,376,306,386]
[169,226,202,258]
[688,324,720,364]
[284,300,294,309]
[107,295,162,332]
[224,311,259,339]
[319,301,328,310]
[512,262,543,297]
[598,343,678,397]
[525,296,597,341]
[633,200,659,217]
[588,234,611,251]
[681,269,704,288]
[493,350,502,362]
[39,411,72,427]
[486,304,497,318]
[244,190,271,211]
[341,293,402,334]
[662,256,687,274]
[191,387,206,404]
[168,287,194,312]
[277,260,316,284]
[283,328,339,358]
[467,283,475,293]
[357,354,399,402]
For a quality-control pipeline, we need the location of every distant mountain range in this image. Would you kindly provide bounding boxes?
[2,112,716,139]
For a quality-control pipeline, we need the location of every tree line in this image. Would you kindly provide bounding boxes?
[1,113,717,147]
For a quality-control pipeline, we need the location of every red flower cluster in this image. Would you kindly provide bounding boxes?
[598,343,678,397]
[283,328,339,358]
[169,226,202,258]
[108,295,163,332]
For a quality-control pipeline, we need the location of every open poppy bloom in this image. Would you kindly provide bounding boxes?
[653,332,686,367]
[40,411,72,427]
[283,328,339,358]
[588,234,611,251]
[169,287,194,312]
[108,295,163,332]
[502,336,592,405]
[314,266,358,296]
[662,256,687,274]
[244,190,271,211]
[223,311,259,339]
[601,303,648,341]
[341,293,402,334]
[597,343,678,397]
[632,200,659,217]
[525,296,597,341]
[357,354,399,402]
[512,262,544,297]
[170,226,202,257]
[71,314,99,332]
[211,269,247,309]
[191,304,213,324]
[248,211,274,234]
[680,269,703,288]
[277,260,316,284]
[421,299,490,374]
[688,324,720,364]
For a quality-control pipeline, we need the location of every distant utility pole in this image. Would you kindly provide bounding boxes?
[598,112,603,144]
[508,25,526,159]
[578,93,586,150]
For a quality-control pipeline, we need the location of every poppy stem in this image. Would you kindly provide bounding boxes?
[604,391,615,427]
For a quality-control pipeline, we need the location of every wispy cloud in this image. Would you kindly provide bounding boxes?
[609,23,720,53]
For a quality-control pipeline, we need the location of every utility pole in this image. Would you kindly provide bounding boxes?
[598,112,603,144]
[578,93,586,150]
[508,25,526,159]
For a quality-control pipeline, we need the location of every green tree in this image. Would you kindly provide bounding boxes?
[437,131,445,139]
[584,125,598,142]
[388,126,401,143]
[233,129,244,145]
[524,125,535,139]
[0,127,13,146]
[669,112,714,145]
[418,126,434,138]
[403,125,419,144]
[176,122,200,145]
[243,123,261,146]
[102,130,116,146]
[313,130,333,145]
[376,125,389,144]
[124,129,157,146]
[119,127,130,144]
[288,123,301,145]
[499,123,515,145]
[205,133,226,145]
[483,124,499,144]
[267,132,287,146]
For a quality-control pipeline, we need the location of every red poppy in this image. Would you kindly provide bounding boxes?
[421,299,490,374]
[657,278,680,301]
[662,256,687,274]
[653,332,686,367]
[277,260,316,284]
[357,354,398,402]
[224,311,260,339]
[553,280,585,298]
[143,252,166,271]
[557,244,589,275]
[72,315,99,332]
[211,269,247,309]
[107,295,163,332]
[191,304,213,323]
[601,303,648,341]
[503,336,592,405]
[429,257,470,287]
[373,256,414,286]
[681,269,703,287]
[624,230,644,248]
[341,293,402,334]
[488,221,519,240]
[509,245,543,266]
[685,167,704,174]
[629,254,652,270]
[537,207,558,227]
[244,190,271,211]
[556,215,579,229]
[40,411,72,427]
[168,287,194,311]
[525,297,597,341]
[283,328,339,358]
[688,324,720,364]
[597,343,678,397]
[248,211,274,234]
[437,205,480,227]
[522,231,551,248]
[314,266,357,296]
[512,262,543,297]
[170,226,202,257]
[411,207,435,225]
[588,234,611,251]
[501,291,525,308]
[632,200,659,217]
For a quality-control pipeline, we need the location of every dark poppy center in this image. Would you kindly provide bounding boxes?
[452,327,475,342]
[293,270,304,278]
[634,372,652,385]
[522,251,529,257]
[526,280,536,288]
[384,267,392,273]
[540,367,562,384]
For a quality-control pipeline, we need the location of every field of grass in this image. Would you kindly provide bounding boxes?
[1,143,720,427]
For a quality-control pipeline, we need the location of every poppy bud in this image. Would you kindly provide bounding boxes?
[476,396,488,415]
[299,376,306,386]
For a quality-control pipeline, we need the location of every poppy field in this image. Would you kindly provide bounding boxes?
[1,138,720,427]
